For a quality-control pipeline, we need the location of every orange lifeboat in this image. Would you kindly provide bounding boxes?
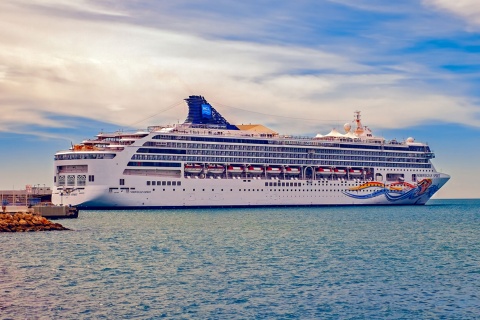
[266,167,282,174]
[348,169,363,176]
[316,167,332,176]
[247,166,264,174]
[207,164,225,174]
[285,167,300,175]
[227,165,244,174]
[184,164,203,174]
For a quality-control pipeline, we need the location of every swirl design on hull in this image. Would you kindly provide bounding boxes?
[343,179,439,202]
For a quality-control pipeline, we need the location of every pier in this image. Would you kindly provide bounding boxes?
[1,185,52,206]
[1,186,78,219]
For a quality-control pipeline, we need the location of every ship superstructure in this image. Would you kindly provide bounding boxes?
[52,95,450,208]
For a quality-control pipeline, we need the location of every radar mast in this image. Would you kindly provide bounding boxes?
[353,110,364,135]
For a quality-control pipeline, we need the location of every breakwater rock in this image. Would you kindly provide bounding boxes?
[0,212,70,232]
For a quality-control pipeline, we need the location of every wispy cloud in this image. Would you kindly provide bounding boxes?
[424,0,480,27]
[0,0,479,140]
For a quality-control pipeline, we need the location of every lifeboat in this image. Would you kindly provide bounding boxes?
[206,164,225,174]
[227,165,244,174]
[333,168,346,175]
[348,169,363,176]
[184,164,203,174]
[316,167,332,175]
[266,167,282,174]
[285,167,300,175]
[246,166,264,174]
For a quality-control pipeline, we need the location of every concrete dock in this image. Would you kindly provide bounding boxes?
[1,186,78,219]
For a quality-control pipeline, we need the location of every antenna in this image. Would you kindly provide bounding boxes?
[353,110,364,135]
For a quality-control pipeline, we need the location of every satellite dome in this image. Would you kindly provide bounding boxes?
[344,123,351,133]
[406,137,415,143]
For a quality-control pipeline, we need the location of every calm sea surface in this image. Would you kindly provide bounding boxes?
[1,199,479,319]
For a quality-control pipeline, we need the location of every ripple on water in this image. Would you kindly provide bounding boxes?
[1,200,480,318]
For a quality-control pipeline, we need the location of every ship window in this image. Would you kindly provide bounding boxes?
[88,175,95,182]
[77,175,86,186]
[152,181,156,185]
[120,179,125,186]
[147,181,151,185]
[67,175,75,186]
[157,181,161,185]
[387,173,404,182]
[167,181,172,186]
[162,181,166,186]
[178,182,181,186]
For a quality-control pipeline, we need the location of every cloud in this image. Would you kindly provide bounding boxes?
[423,0,480,27]
[15,0,128,17]
[0,0,479,142]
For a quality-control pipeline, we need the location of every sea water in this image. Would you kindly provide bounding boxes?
[1,199,479,319]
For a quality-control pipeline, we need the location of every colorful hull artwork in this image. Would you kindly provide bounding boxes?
[342,179,439,202]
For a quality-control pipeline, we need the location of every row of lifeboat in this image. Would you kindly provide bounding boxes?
[185,164,365,176]
[316,168,364,176]
[184,164,297,175]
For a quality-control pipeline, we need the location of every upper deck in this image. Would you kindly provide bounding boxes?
[55,95,432,157]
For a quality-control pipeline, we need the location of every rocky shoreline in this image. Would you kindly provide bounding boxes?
[0,212,70,232]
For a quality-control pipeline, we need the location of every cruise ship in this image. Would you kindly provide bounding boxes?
[52,95,450,208]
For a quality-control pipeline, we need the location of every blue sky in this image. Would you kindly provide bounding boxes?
[1,0,479,198]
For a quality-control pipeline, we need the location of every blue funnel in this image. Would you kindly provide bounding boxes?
[184,95,238,130]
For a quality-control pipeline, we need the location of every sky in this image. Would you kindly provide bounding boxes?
[0,0,479,198]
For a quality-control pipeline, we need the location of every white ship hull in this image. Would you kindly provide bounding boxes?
[52,163,450,209]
